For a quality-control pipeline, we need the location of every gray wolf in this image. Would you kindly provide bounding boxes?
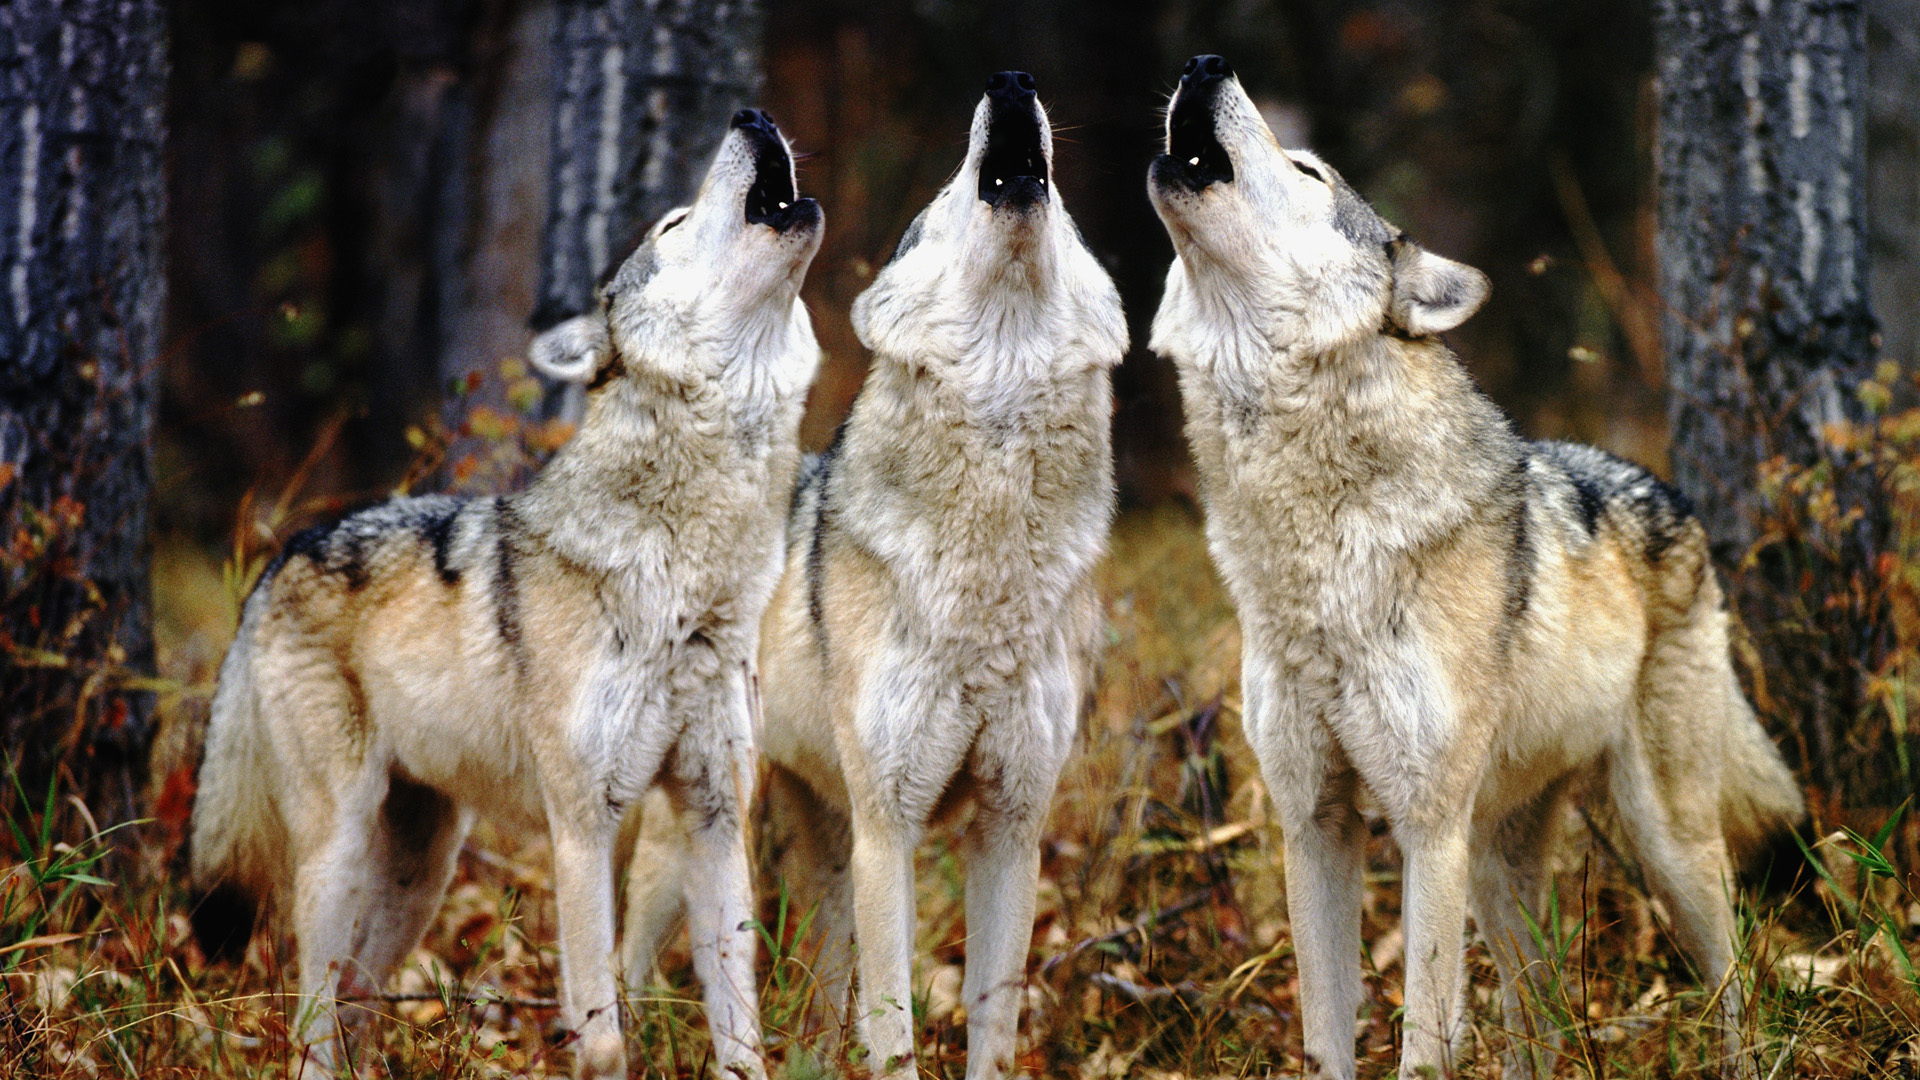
[1146,55,1803,1080]
[625,70,1127,1080]
[187,108,823,1080]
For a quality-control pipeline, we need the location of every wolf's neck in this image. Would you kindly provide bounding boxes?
[1193,329,1521,510]
[514,364,794,558]
[1186,319,1408,420]
[900,289,1108,424]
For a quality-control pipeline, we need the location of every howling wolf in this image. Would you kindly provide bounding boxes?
[626,70,1126,1080]
[1147,54,1802,1080]
[189,108,823,1080]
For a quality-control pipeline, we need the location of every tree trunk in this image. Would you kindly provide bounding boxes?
[533,0,763,342]
[1867,0,1920,376]
[0,0,168,826]
[433,0,554,412]
[1654,0,1888,794]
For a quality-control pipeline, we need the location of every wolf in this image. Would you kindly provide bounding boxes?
[187,108,823,1080]
[623,71,1126,1080]
[1145,55,1804,1080]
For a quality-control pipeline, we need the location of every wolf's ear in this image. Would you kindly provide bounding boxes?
[1388,242,1489,337]
[529,314,612,384]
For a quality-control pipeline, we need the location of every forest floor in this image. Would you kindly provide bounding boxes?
[5,503,1919,1078]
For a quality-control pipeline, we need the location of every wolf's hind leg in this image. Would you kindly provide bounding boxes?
[764,764,856,1050]
[675,712,769,1080]
[286,767,388,1073]
[1611,657,1748,1078]
[620,787,687,993]
[1470,778,1571,1080]
[350,774,475,997]
[1608,739,1746,1073]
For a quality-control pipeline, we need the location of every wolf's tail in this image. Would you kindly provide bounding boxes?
[1720,680,1806,865]
[187,605,283,962]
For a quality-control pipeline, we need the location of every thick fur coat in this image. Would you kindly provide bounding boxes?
[627,72,1126,1080]
[188,110,823,1080]
[1147,56,1803,1080]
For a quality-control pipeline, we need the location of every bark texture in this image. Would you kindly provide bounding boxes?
[1655,0,1877,554]
[0,0,169,823]
[1654,0,1887,793]
[1867,0,1920,375]
[533,0,763,332]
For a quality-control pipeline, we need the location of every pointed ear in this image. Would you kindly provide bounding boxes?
[528,314,611,384]
[1388,241,1488,337]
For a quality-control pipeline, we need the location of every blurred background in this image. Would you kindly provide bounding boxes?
[161,0,1918,538]
[1,4,1915,1074]
[139,0,1920,813]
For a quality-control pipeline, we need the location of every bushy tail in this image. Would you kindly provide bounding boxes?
[1720,681,1807,866]
[187,609,283,962]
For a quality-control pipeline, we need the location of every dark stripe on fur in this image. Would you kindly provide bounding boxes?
[422,502,462,585]
[270,522,332,580]
[264,498,474,593]
[791,424,843,518]
[1632,477,1693,562]
[279,518,373,590]
[1533,441,1694,562]
[1498,459,1534,658]
[802,426,847,651]
[1566,470,1604,536]
[491,498,528,676]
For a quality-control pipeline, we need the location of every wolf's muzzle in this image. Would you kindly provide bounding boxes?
[735,109,819,233]
[1155,54,1235,192]
[979,70,1048,210]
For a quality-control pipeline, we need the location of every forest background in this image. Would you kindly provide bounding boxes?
[3,0,1919,1075]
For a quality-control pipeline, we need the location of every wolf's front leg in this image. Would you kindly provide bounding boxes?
[678,701,768,1080]
[1245,656,1366,1080]
[837,652,969,1078]
[547,813,625,1080]
[1395,813,1473,1079]
[960,670,1077,1080]
[960,795,1049,1080]
[848,807,920,1079]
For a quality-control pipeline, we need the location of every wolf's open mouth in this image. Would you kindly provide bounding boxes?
[735,110,814,231]
[979,71,1048,209]
[1164,80,1234,190]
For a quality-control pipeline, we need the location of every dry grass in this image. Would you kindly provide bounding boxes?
[4,504,1918,1078]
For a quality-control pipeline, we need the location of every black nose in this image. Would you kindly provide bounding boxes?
[731,108,777,134]
[985,70,1037,99]
[1181,54,1232,86]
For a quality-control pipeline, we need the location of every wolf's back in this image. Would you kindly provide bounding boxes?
[187,593,286,962]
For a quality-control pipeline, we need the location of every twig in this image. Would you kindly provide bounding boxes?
[1087,972,1277,1023]
[1040,889,1214,977]
[1088,971,1207,1008]
[461,843,549,888]
[1547,152,1662,380]
[342,990,558,1009]
[1576,804,1648,895]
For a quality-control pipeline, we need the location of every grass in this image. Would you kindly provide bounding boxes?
[3,504,1918,1078]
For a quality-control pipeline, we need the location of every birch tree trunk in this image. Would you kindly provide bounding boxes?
[533,0,763,341]
[0,0,168,825]
[1654,0,1887,793]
